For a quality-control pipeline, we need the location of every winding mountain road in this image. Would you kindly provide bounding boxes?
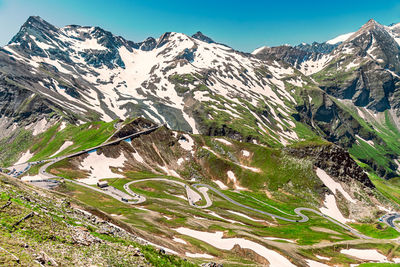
[124,178,212,208]
[8,124,375,240]
[122,178,370,239]
[382,213,400,232]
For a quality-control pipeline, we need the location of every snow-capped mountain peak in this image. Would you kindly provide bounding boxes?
[326,32,355,45]
[0,16,306,146]
[251,46,269,55]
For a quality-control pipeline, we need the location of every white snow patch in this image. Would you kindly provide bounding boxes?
[214,180,228,190]
[319,194,354,224]
[182,112,199,134]
[215,138,232,146]
[159,165,181,178]
[395,159,400,174]
[79,153,126,184]
[227,210,264,222]
[172,237,187,244]
[79,38,107,51]
[227,171,236,183]
[242,150,250,157]
[32,118,48,136]
[179,134,195,152]
[305,259,330,267]
[357,108,366,119]
[175,228,295,266]
[340,249,388,262]
[251,46,268,55]
[237,163,260,173]
[386,68,400,79]
[316,255,331,260]
[177,158,185,166]
[346,60,359,71]
[227,171,246,190]
[299,54,333,75]
[50,141,73,157]
[176,195,187,200]
[15,150,34,165]
[59,121,67,131]
[326,32,355,44]
[316,168,355,203]
[263,237,295,243]
[185,252,214,259]
[132,151,145,164]
[356,135,375,147]
[135,207,152,212]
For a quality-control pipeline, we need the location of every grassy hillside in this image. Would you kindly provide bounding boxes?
[0,120,118,167]
[0,174,196,266]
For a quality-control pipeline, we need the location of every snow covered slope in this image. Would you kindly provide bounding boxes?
[326,32,355,44]
[0,16,313,146]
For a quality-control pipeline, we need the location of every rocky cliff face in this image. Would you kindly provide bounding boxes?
[286,144,374,189]
[254,19,400,180]
[253,42,337,71]
[314,20,400,114]
[255,19,400,116]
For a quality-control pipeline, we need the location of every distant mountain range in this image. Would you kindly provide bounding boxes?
[3,16,400,267]
[0,16,399,179]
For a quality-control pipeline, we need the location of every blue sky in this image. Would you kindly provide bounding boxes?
[1,0,400,52]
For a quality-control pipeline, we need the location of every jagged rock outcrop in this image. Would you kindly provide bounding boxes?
[286,144,375,189]
[192,31,215,44]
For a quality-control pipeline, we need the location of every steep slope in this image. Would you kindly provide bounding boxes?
[2,16,399,179]
[309,19,400,178]
[313,19,400,112]
[253,43,338,76]
[0,16,316,149]
[0,174,196,266]
[16,119,400,266]
[255,19,400,179]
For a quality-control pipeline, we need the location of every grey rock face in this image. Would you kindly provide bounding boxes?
[286,144,375,189]
[192,31,215,44]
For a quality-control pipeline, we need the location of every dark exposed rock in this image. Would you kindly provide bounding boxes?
[176,47,197,62]
[110,117,157,140]
[294,86,399,178]
[35,250,58,266]
[201,262,223,267]
[296,41,338,54]
[285,144,375,189]
[192,31,215,44]
[138,37,157,51]
[253,42,336,70]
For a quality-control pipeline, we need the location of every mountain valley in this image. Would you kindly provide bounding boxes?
[1,16,400,266]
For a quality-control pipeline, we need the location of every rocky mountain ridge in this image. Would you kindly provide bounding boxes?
[1,16,400,180]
